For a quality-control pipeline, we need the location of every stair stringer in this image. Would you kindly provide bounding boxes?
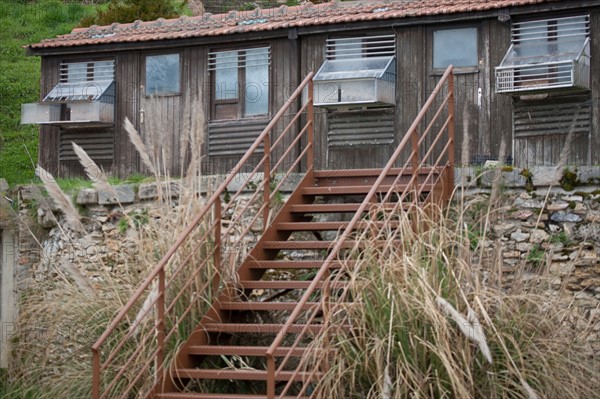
[154,170,317,396]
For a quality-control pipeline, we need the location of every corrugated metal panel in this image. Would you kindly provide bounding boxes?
[60,60,114,83]
[513,97,591,138]
[208,119,268,156]
[59,129,114,162]
[326,35,395,60]
[327,109,394,147]
[208,47,270,70]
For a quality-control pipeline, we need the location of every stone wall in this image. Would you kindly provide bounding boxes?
[3,177,600,362]
[465,187,600,358]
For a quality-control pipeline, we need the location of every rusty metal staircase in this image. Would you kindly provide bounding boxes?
[91,66,455,399]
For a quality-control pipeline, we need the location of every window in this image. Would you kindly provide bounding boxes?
[209,47,270,120]
[45,60,114,101]
[21,59,115,126]
[145,53,180,95]
[433,27,478,69]
[313,35,396,107]
[495,15,590,93]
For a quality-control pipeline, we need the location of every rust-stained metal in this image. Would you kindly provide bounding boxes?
[92,65,455,399]
[91,71,315,399]
[267,65,455,399]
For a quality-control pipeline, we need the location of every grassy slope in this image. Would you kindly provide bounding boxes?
[0,1,96,187]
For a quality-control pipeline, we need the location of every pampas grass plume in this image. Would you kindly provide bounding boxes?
[124,117,156,175]
[36,165,85,234]
[71,142,112,193]
[436,296,493,364]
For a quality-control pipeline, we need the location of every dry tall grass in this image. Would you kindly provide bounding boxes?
[308,200,598,399]
[5,96,212,397]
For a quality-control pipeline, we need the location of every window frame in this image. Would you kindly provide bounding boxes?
[430,25,480,75]
[313,33,396,108]
[143,51,182,97]
[209,45,271,121]
[59,57,115,83]
[495,14,591,94]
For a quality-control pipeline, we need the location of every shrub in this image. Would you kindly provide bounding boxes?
[307,202,597,399]
[79,0,187,27]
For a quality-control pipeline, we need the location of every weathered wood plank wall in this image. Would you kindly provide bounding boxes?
[591,9,600,165]
[36,5,599,177]
[38,56,61,176]
[114,51,140,177]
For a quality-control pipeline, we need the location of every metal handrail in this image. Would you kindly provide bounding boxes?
[265,65,455,398]
[92,71,315,399]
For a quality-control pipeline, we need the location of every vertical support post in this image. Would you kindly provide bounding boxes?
[92,349,100,399]
[214,201,222,295]
[267,355,275,399]
[307,78,315,171]
[263,130,271,228]
[156,268,166,389]
[447,67,455,202]
[411,129,420,204]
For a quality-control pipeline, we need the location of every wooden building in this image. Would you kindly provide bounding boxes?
[22,0,600,177]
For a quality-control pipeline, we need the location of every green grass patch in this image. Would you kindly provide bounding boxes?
[0,0,97,187]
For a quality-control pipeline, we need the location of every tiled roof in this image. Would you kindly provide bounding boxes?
[29,0,558,50]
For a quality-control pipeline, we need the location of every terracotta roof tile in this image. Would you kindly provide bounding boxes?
[29,0,559,50]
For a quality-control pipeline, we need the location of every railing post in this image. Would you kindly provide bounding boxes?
[411,129,420,203]
[156,268,165,390]
[267,354,275,399]
[92,348,100,399]
[264,130,271,228]
[307,78,315,170]
[447,68,455,201]
[214,200,222,295]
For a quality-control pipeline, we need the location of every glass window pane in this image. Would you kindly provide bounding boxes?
[433,28,478,69]
[215,50,239,100]
[244,48,269,116]
[146,54,180,95]
[332,38,363,59]
[93,60,114,80]
[66,62,88,83]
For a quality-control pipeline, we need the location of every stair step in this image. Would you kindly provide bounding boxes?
[262,240,400,250]
[220,301,320,311]
[173,368,321,381]
[156,393,309,399]
[247,260,348,269]
[202,323,323,334]
[239,280,347,289]
[301,184,433,195]
[262,240,347,250]
[314,167,442,178]
[187,345,308,357]
[290,203,398,213]
[275,221,401,231]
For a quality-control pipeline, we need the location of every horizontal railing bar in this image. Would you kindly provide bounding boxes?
[417,92,451,147]
[99,294,161,373]
[269,122,311,176]
[419,117,452,165]
[270,101,310,150]
[93,71,315,353]
[268,65,454,387]
[164,259,215,316]
[270,144,312,201]
[100,327,157,397]
[116,345,162,399]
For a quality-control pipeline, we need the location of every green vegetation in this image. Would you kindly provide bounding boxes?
[559,167,580,191]
[79,0,188,27]
[527,243,545,267]
[550,231,571,246]
[0,0,96,187]
[308,202,597,398]
[519,168,535,192]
